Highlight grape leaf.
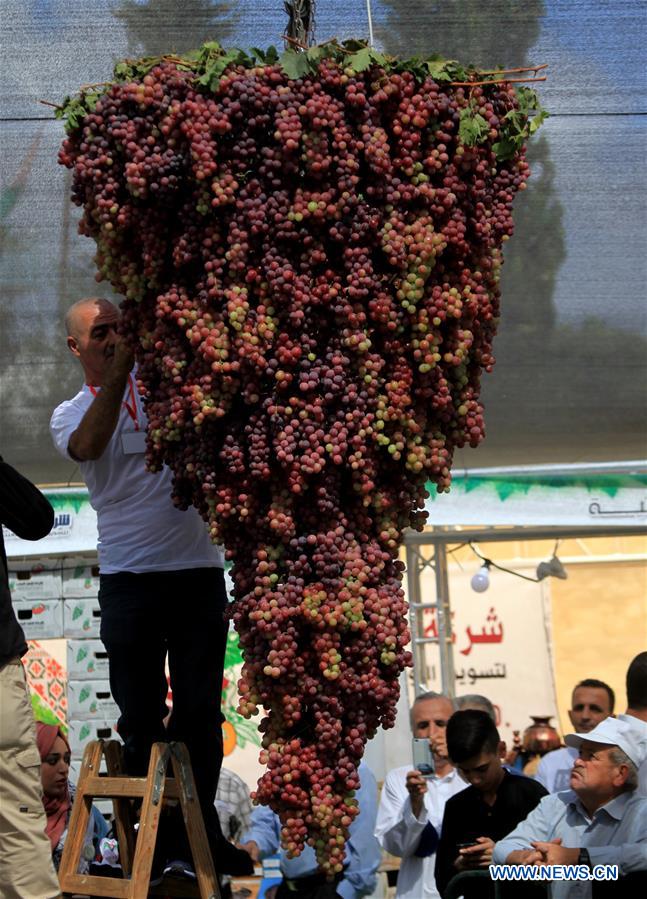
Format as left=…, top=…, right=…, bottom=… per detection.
left=348, top=47, right=375, bottom=73
left=492, top=137, right=517, bottom=160
left=529, top=108, right=550, bottom=134
left=279, top=49, right=313, bottom=80
left=198, top=48, right=244, bottom=91
left=426, top=59, right=451, bottom=81
left=265, top=46, right=279, bottom=64
left=114, top=61, right=136, bottom=81
left=305, top=46, right=326, bottom=65
left=458, top=107, right=489, bottom=146
left=250, top=45, right=279, bottom=65
left=340, top=39, right=369, bottom=52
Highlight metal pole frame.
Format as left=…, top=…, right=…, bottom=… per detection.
left=404, top=522, right=647, bottom=699
left=405, top=541, right=456, bottom=700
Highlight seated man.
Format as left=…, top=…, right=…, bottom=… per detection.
left=536, top=678, right=614, bottom=793
left=434, top=710, right=547, bottom=897
left=375, top=692, right=466, bottom=899
left=493, top=716, right=647, bottom=898
left=240, top=760, right=381, bottom=899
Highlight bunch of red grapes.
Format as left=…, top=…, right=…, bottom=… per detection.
left=60, top=55, right=530, bottom=872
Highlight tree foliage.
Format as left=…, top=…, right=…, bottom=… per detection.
left=112, top=0, right=240, bottom=56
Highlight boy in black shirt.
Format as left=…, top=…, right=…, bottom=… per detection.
left=435, top=709, right=547, bottom=898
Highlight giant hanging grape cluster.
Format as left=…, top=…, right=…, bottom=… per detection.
left=58, top=41, right=543, bottom=873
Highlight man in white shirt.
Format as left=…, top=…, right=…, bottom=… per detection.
left=50, top=297, right=252, bottom=874
left=535, top=679, right=614, bottom=793
left=375, top=692, right=466, bottom=899
left=619, top=652, right=647, bottom=796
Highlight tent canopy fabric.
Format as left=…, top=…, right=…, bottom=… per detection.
left=1, top=0, right=645, bottom=485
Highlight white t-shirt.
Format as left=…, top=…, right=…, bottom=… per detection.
left=375, top=764, right=467, bottom=899
left=618, top=713, right=647, bottom=797
left=50, top=378, right=224, bottom=574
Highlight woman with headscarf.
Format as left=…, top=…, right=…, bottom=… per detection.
left=36, top=722, right=108, bottom=872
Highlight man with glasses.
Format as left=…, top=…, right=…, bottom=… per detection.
left=493, top=717, right=647, bottom=897
left=535, top=679, right=615, bottom=793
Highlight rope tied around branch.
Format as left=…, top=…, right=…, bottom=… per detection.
left=284, top=0, right=316, bottom=48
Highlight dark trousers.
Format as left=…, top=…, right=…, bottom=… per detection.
left=99, top=567, right=228, bottom=831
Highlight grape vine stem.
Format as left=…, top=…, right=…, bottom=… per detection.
left=283, top=34, right=310, bottom=51
left=451, top=76, right=547, bottom=86
left=476, top=64, right=548, bottom=75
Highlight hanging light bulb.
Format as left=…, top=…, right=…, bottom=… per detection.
left=471, top=562, right=491, bottom=593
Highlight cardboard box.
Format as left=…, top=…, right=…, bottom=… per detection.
left=13, top=598, right=64, bottom=639
left=8, top=565, right=62, bottom=600
left=64, top=598, right=102, bottom=638
left=67, top=639, right=110, bottom=680
left=67, top=718, right=121, bottom=756
left=67, top=679, right=119, bottom=721
left=63, top=561, right=100, bottom=598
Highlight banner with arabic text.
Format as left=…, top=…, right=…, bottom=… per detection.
left=414, top=564, right=559, bottom=746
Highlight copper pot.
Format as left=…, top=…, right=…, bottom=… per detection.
left=522, top=715, right=561, bottom=755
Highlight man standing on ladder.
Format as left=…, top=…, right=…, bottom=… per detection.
left=50, top=297, right=253, bottom=876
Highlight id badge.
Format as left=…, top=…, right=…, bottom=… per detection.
left=121, top=430, right=147, bottom=454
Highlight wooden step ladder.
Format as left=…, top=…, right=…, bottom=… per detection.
left=58, top=739, right=220, bottom=899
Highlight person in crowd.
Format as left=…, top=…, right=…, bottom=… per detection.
left=375, top=692, right=466, bottom=899
left=216, top=767, right=254, bottom=845
left=240, top=761, right=381, bottom=899
left=49, top=297, right=252, bottom=875
left=434, top=710, right=547, bottom=898
left=535, top=678, right=615, bottom=793
left=0, top=454, right=61, bottom=899
left=454, top=694, right=497, bottom=722
left=36, top=722, right=108, bottom=872
left=618, top=651, right=647, bottom=795
left=210, top=767, right=254, bottom=898
left=493, top=716, right=647, bottom=897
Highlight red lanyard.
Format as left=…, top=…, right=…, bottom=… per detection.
left=88, top=374, right=140, bottom=431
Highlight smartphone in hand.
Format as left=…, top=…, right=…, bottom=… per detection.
left=412, top=738, right=435, bottom=776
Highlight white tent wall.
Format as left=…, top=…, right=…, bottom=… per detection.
left=1, top=0, right=646, bottom=482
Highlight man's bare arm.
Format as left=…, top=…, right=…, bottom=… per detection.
left=68, top=341, right=134, bottom=461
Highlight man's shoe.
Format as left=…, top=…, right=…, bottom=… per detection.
left=164, top=858, right=197, bottom=880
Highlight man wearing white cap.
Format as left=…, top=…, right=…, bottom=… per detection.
left=535, top=678, right=615, bottom=793
left=493, top=716, right=647, bottom=896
